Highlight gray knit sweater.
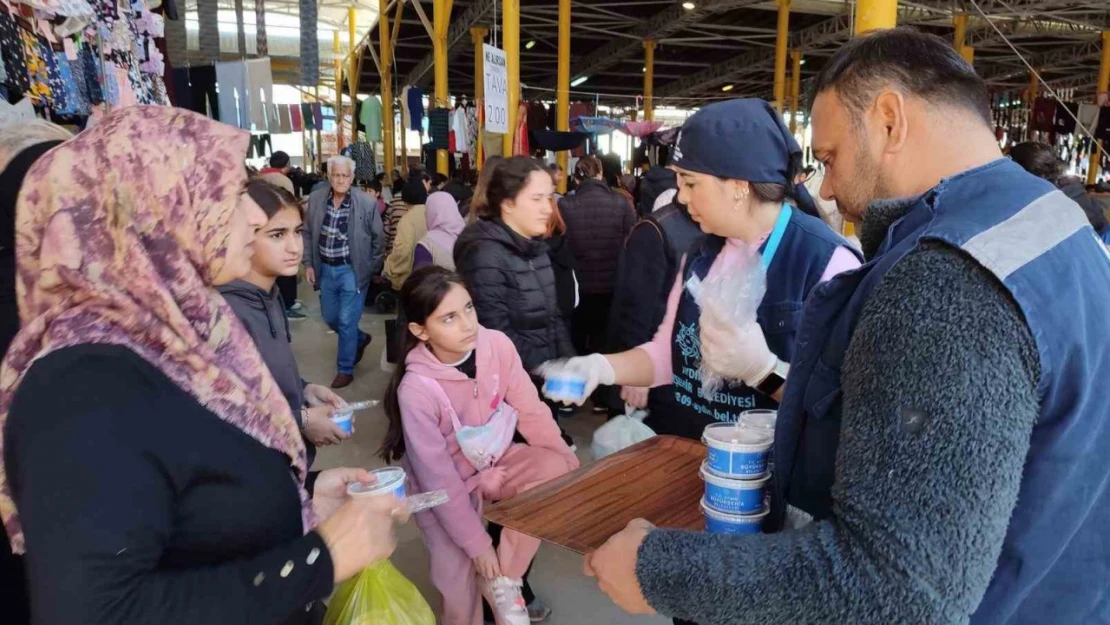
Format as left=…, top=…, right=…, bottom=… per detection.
left=635, top=202, right=1041, bottom=625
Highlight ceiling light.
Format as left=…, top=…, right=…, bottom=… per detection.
left=682, top=1, right=696, bottom=9
left=722, top=84, right=734, bottom=92
left=800, top=58, right=806, bottom=65
left=571, top=76, right=589, bottom=87
left=642, top=66, right=647, bottom=72
left=525, top=40, right=535, bottom=49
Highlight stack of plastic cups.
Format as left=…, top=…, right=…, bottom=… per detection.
left=699, top=410, right=776, bottom=534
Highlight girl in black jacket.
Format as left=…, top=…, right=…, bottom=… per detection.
left=454, top=157, right=575, bottom=372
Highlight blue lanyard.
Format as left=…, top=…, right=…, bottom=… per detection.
left=760, top=202, right=792, bottom=270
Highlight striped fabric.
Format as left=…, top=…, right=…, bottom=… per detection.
left=163, top=10, right=187, bottom=68
left=196, top=0, right=220, bottom=63
left=254, top=0, right=268, bottom=56
left=234, top=0, right=246, bottom=56
left=299, top=0, right=318, bottom=84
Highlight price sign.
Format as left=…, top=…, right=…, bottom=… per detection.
left=484, top=44, right=508, bottom=134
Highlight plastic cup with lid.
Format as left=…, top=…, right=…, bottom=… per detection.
left=702, top=422, right=773, bottom=479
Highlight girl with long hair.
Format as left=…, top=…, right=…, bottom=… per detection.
left=379, top=266, right=578, bottom=625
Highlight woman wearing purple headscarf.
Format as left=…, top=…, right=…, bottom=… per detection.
left=413, top=191, right=465, bottom=271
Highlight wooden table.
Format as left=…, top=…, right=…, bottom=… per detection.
left=485, top=436, right=707, bottom=554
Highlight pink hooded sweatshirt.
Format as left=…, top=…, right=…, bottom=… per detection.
left=398, top=327, right=579, bottom=558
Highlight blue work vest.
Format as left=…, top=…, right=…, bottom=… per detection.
left=771, top=158, right=1110, bottom=624
left=660, top=205, right=855, bottom=440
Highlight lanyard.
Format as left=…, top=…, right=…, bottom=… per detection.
left=760, top=202, right=793, bottom=270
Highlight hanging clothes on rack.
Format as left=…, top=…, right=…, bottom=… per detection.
left=360, top=94, right=382, bottom=142
left=512, top=101, right=529, bottom=156
left=407, top=86, right=424, bottom=131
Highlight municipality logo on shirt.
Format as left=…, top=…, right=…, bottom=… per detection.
left=672, top=130, right=684, bottom=163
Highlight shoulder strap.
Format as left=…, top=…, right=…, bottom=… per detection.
left=409, top=372, right=464, bottom=433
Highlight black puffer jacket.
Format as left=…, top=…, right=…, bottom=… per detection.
left=637, top=166, right=677, bottom=217
left=454, top=219, right=575, bottom=371
left=558, top=179, right=636, bottom=296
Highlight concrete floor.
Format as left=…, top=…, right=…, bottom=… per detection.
left=292, top=291, right=670, bottom=625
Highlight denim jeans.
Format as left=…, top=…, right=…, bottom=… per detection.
left=319, top=264, right=363, bottom=374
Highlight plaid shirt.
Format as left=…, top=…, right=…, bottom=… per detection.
left=318, top=190, right=352, bottom=264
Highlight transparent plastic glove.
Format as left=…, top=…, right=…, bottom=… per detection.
left=699, top=309, right=777, bottom=388
left=535, top=354, right=616, bottom=406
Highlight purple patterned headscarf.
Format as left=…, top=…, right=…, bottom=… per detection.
left=0, top=107, right=314, bottom=553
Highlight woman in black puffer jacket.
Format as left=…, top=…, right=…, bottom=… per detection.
left=454, top=156, right=574, bottom=372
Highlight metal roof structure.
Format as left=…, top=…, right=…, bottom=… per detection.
left=184, top=0, right=1108, bottom=106
left=350, top=0, right=1107, bottom=108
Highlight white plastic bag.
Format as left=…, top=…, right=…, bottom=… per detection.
left=591, top=405, right=656, bottom=460
left=685, top=249, right=766, bottom=395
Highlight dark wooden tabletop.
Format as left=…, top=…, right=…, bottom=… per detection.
left=485, top=436, right=707, bottom=554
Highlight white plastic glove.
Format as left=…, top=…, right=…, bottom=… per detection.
left=699, top=310, right=777, bottom=388
left=536, top=353, right=616, bottom=406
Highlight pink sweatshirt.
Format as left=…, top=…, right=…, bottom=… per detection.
left=639, top=238, right=861, bottom=387
left=398, top=327, right=580, bottom=558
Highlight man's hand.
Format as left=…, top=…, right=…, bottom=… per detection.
left=583, top=519, right=656, bottom=615
left=305, top=267, right=316, bottom=286
left=303, top=405, right=351, bottom=446
left=305, top=383, right=347, bottom=409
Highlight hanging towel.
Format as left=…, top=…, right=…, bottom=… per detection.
left=290, top=104, right=303, bottom=132
left=301, top=103, right=315, bottom=130
left=1077, top=104, right=1101, bottom=137
left=512, top=101, right=529, bottom=156
left=312, top=103, right=323, bottom=130
left=428, top=108, right=451, bottom=149
left=401, top=86, right=412, bottom=130
left=360, top=95, right=383, bottom=142
left=277, top=104, right=292, bottom=133
left=215, top=60, right=250, bottom=129
left=452, top=106, right=470, bottom=151
left=245, top=57, right=274, bottom=131
left=407, top=87, right=425, bottom=131
left=197, top=0, right=220, bottom=63
left=1054, top=101, right=1078, bottom=136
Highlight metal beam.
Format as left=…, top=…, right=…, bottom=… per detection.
left=657, top=0, right=1103, bottom=98
left=544, top=0, right=771, bottom=88
left=403, top=0, right=495, bottom=87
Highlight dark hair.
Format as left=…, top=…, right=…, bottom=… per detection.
left=269, top=151, right=290, bottom=169
left=546, top=162, right=562, bottom=173
left=574, top=156, right=602, bottom=181
left=811, top=27, right=990, bottom=128
left=432, top=173, right=448, bottom=188
left=474, top=156, right=546, bottom=220
left=469, top=156, right=505, bottom=224
left=1009, top=142, right=1065, bottom=183
left=367, top=179, right=383, bottom=193
left=245, top=177, right=300, bottom=219
left=380, top=266, right=469, bottom=463
left=421, top=170, right=433, bottom=184
left=402, top=170, right=430, bottom=205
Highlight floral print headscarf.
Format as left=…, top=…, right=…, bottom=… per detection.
left=0, top=106, right=313, bottom=553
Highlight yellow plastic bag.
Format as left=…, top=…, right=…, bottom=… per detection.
left=323, top=560, right=435, bottom=625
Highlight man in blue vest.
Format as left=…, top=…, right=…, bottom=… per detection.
left=582, top=27, right=1110, bottom=624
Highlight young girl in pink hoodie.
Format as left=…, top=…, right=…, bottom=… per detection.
left=380, top=266, right=580, bottom=625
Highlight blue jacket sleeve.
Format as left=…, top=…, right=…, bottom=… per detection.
left=635, top=243, right=1041, bottom=625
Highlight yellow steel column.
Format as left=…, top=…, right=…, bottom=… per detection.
left=643, top=40, right=657, bottom=122
left=434, top=0, right=453, bottom=175
left=1088, top=31, right=1110, bottom=185
left=556, top=0, right=570, bottom=192
left=789, top=49, right=802, bottom=135
left=960, top=45, right=974, bottom=65
left=471, top=26, right=488, bottom=169
left=854, top=0, right=897, bottom=34
left=953, top=13, right=968, bottom=49
left=502, top=0, right=520, bottom=156
left=380, top=0, right=395, bottom=176
left=334, top=31, right=344, bottom=150
left=773, top=0, right=790, bottom=113
left=348, top=7, right=360, bottom=146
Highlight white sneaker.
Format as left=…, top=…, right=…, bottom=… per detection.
left=484, top=576, right=530, bottom=625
